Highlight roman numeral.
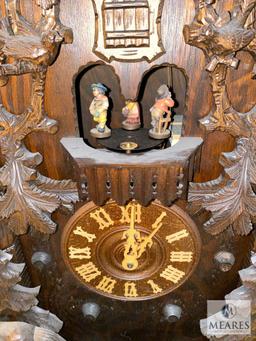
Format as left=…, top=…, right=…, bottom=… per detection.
left=120, top=203, right=142, bottom=224
left=73, top=226, right=96, bottom=243
left=124, top=282, right=138, bottom=297
left=69, top=246, right=91, bottom=260
left=96, top=276, right=116, bottom=294
left=166, top=229, right=189, bottom=244
left=160, top=265, right=185, bottom=283
left=170, top=251, right=193, bottom=263
left=152, top=212, right=167, bottom=229
left=147, top=280, right=162, bottom=294
left=90, top=208, right=114, bottom=230
left=75, top=262, right=101, bottom=282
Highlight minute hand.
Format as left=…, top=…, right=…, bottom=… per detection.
left=137, top=212, right=167, bottom=258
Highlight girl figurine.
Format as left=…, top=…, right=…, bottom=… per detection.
left=149, top=84, right=175, bottom=139
left=89, top=83, right=111, bottom=138
left=122, top=99, right=141, bottom=130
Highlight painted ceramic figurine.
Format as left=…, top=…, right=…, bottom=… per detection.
left=149, top=84, right=175, bottom=139
left=89, top=83, right=111, bottom=138
left=122, top=99, right=141, bottom=130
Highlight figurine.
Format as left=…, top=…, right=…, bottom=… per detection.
left=149, top=85, right=175, bottom=139
left=89, top=83, right=111, bottom=138
left=122, top=99, right=141, bottom=130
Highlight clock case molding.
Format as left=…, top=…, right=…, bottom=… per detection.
left=61, top=136, right=202, bottom=207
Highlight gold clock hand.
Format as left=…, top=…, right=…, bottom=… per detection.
left=122, top=205, right=141, bottom=271
left=137, top=212, right=167, bottom=258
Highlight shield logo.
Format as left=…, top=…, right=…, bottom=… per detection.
left=92, top=0, right=165, bottom=62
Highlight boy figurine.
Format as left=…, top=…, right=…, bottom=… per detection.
left=89, top=83, right=111, bottom=138
left=122, top=99, right=141, bottom=130
left=149, top=84, right=175, bottom=139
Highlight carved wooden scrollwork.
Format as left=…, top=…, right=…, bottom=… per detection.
left=0, top=0, right=78, bottom=235
left=183, top=0, right=256, bottom=133
left=0, top=249, right=66, bottom=340
left=0, top=249, right=39, bottom=312
left=0, top=322, right=66, bottom=341
left=185, top=0, right=256, bottom=236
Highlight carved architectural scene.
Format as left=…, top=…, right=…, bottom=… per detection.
left=103, top=0, right=150, bottom=48
left=92, top=0, right=165, bottom=61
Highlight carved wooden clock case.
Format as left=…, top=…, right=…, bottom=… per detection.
left=25, top=1, right=256, bottom=340
left=0, top=1, right=255, bottom=341
left=57, top=138, right=252, bottom=341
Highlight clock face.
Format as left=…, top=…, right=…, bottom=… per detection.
left=61, top=201, right=201, bottom=301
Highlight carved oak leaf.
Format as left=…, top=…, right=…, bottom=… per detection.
left=0, top=164, right=60, bottom=234
left=35, top=174, right=79, bottom=207
left=0, top=149, right=78, bottom=235
left=189, top=138, right=256, bottom=235
left=188, top=175, right=227, bottom=215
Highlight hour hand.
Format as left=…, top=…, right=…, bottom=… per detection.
left=122, top=205, right=141, bottom=271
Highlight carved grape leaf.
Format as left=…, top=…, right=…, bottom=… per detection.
left=189, top=138, right=256, bottom=235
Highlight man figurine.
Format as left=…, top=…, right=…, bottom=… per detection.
left=122, top=99, right=141, bottom=130
left=89, top=83, right=111, bottom=138
left=149, top=84, right=175, bottom=139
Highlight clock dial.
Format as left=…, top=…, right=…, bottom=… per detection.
left=61, top=201, right=201, bottom=301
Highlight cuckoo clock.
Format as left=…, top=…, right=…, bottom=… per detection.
left=0, top=1, right=255, bottom=340
left=56, top=2, right=254, bottom=339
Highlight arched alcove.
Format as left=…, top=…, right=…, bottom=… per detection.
left=137, top=64, right=188, bottom=128
left=74, top=63, right=125, bottom=146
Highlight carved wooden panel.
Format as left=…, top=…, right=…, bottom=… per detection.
left=0, top=0, right=79, bottom=235
left=186, top=0, right=256, bottom=236
left=92, top=0, right=165, bottom=62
